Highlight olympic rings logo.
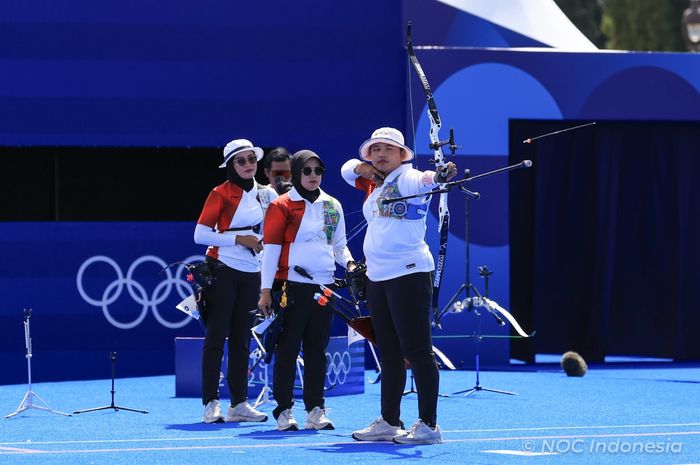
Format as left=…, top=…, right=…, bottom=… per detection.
left=76, top=254, right=204, bottom=330
left=325, top=350, right=351, bottom=386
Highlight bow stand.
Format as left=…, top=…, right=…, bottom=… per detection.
left=5, top=308, right=71, bottom=419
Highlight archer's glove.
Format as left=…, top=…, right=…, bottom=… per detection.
left=433, top=162, right=458, bottom=184
left=345, top=261, right=368, bottom=302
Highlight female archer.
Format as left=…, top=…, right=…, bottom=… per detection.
left=341, top=127, right=456, bottom=445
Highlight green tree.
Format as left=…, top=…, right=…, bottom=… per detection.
left=556, top=0, right=690, bottom=51
left=601, top=0, right=688, bottom=51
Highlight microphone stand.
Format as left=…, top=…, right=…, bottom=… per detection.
left=73, top=352, right=148, bottom=414
left=5, top=308, right=71, bottom=418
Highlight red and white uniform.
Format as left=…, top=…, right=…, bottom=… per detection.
left=261, top=187, right=353, bottom=287
left=194, top=181, right=277, bottom=272
left=341, top=160, right=439, bottom=282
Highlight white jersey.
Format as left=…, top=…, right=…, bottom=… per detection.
left=194, top=181, right=277, bottom=273
left=341, top=160, right=439, bottom=282
left=261, top=187, right=354, bottom=288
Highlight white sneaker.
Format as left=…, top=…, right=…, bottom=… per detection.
left=393, top=420, right=443, bottom=445
left=305, top=406, right=335, bottom=430
left=202, top=399, right=224, bottom=424
left=352, top=418, right=406, bottom=442
left=226, top=402, right=268, bottom=422
left=276, top=408, right=299, bottom=431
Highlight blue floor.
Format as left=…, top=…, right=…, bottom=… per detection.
left=1, top=366, right=699, bottom=465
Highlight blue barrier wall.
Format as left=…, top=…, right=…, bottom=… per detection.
left=0, top=1, right=405, bottom=156
left=0, top=0, right=404, bottom=384
left=2, top=2, right=699, bottom=383
left=0, top=222, right=203, bottom=384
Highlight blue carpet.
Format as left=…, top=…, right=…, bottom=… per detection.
left=1, top=367, right=699, bottom=464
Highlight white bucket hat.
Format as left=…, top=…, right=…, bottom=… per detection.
left=219, top=139, right=264, bottom=168
left=359, top=127, right=414, bottom=162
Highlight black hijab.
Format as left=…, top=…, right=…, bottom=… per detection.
left=291, top=150, right=325, bottom=203
left=226, top=156, right=255, bottom=192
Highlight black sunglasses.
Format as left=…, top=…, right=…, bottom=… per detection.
left=302, top=166, right=325, bottom=176
left=234, top=154, right=258, bottom=166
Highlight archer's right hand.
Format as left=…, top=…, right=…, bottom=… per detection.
left=354, top=162, right=385, bottom=187
left=236, top=235, right=263, bottom=254
left=258, top=289, right=272, bottom=318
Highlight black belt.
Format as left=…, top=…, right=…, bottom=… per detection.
left=222, top=223, right=261, bottom=234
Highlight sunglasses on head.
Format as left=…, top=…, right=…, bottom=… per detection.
left=233, top=154, right=258, bottom=166
left=302, top=166, right=325, bottom=176
left=270, top=170, right=291, bottom=178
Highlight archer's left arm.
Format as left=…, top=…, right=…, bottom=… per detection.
left=401, top=162, right=458, bottom=197
left=331, top=199, right=354, bottom=268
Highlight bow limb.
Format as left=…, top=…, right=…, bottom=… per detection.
left=483, top=298, right=535, bottom=338
left=407, top=22, right=450, bottom=329
left=432, top=344, right=456, bottom=370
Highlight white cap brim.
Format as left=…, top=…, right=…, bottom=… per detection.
left=219, top=146, right=264, bottom=168
left=359, top=138, right=414, bottom=162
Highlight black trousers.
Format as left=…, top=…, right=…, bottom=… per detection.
left=201, top=263, right=260, bottom=406
left=272, top=282, right=333, bottom=418
left=366, top=271, right=439, bottom=428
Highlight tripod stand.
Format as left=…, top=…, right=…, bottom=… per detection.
left=451, top=269, right=516, bottom=396
left=5, top=308, right=71, bottom=419
left=73, top=352, right=148, bottom=414
left=445, top=261, right=517, bottom=397
left=434, top=168, right=525, bottom=397
left=403, top=368, right=418, bottom=396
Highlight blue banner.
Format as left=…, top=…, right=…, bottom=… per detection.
left=0, top=222, right=204, bottom=384
left=175, top=336, right=364, bottom=399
